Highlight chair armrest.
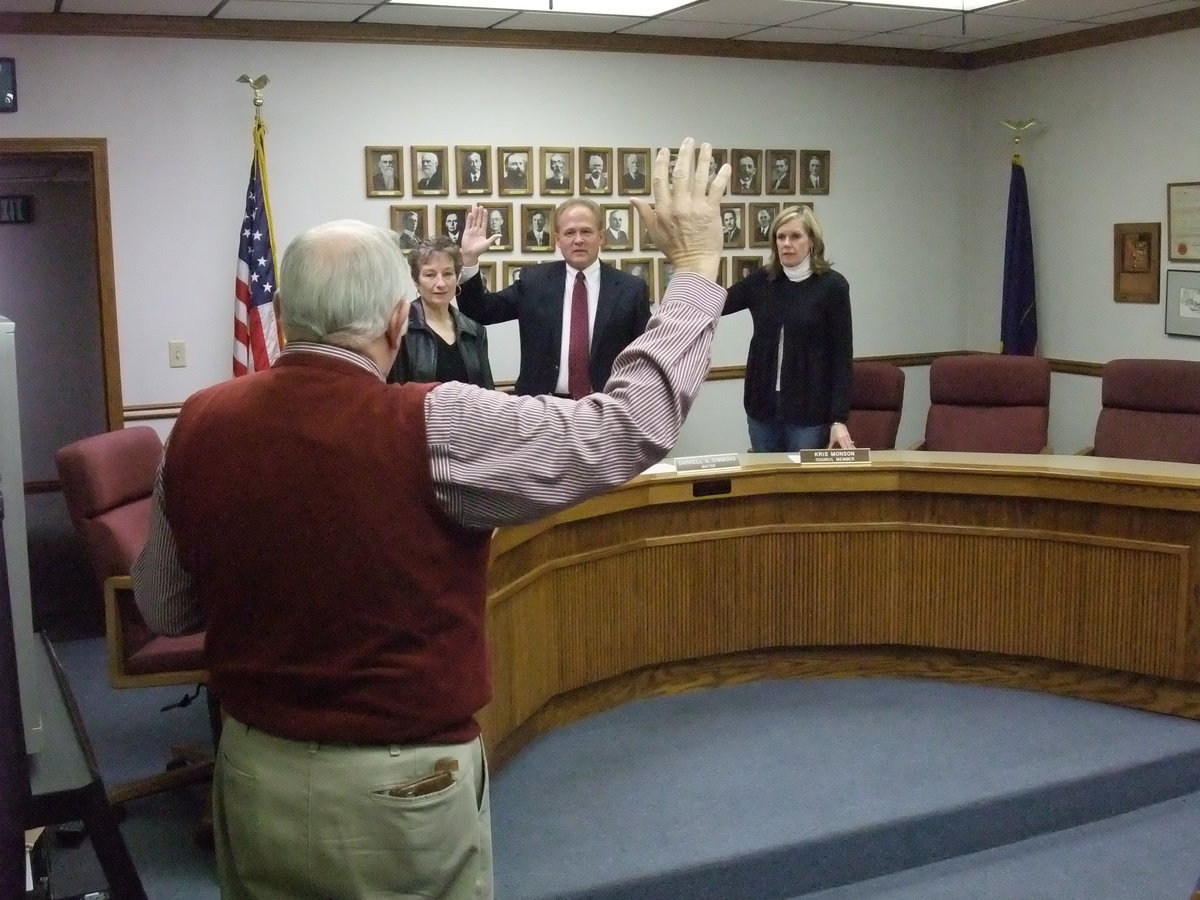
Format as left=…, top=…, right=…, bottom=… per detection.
left=1076, top=446, right=1095, bottom=456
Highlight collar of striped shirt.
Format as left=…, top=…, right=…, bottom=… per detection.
left=280, top=341, right=385, bottom=381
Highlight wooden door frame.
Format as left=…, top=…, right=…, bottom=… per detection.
left=0, top=137, right=122, bottom=429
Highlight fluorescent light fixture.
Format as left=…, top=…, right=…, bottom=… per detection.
left=388, top=0, right=694, bottom=14
left=793, top=0, right=1008, bottom=9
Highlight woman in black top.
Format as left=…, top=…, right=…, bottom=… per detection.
left=722, top=205, right=855, bottom=452
left=388, top=236, right=495, bottom=389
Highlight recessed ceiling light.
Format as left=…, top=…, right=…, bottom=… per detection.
left=388, top=0, right=695, bottom=14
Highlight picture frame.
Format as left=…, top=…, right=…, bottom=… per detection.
left=765, top=149, right=796, bottom=195
left=799, top=149, right=831, bottom=195
left=1167, top=182, right=1200, bottom=262
left=541, top=147, right=574, bottom=195
left=521, top=204, right=555, bottom=253
left=617, top=147, right=651, bottom=196
left=497, top=146, right=533, bottom=197
left=412, top=146, right=449, bottom=196
left=389, top=205, right=427, bottom=252
left=600, top=204, right=633, bottom=251
left=365, top=146, right=404, bottom=197
left=503, top=260, right=536, bottom=287
left=579, top=147, right=613, bottom=196
left=656, top=258, right=675, bottom=302
left=748, top=202, right=779, bottom=248
left=707, top=149, right=728, bottom=191
left=478, top=261, right=496, bottom=291
left=482, top=202, right=514, bottom=252
left=620, top=257, right=655, bottom=300
left=1112, top=222, right=1160, bottom=303
left=0, top=58, right=16, bottom=114
left=1164, top=269, right=1200, bottom=337
left=731, top=148, right=763, bottom=195
left=731, top=255, right=764, bottom=286
left=433, top=204, right=469, bottom=246
left=720, top=203, right=746, bottom=249
left=638, top=205, right=656, bottom=251
left=456, top=145, right=492, bottom=195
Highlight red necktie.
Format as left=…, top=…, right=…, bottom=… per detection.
left=568, top=271, right=591, bottom=399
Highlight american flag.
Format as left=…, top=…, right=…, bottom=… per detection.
left=233, top=119, right=282, bottom=375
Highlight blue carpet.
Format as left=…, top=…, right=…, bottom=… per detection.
left=491, top=677, right=1200, bottom=899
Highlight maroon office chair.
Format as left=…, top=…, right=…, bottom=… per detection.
left=1086, top=358, right=1200, bottom=463
left=846, top=360, right=905, bottom=450
left=55, top=427, right=213, bottom=808
left=918, top=354, right=1051, bottom=453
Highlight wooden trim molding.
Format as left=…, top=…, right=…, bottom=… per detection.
left=5, top=9, right=1200, bottom=71
left=480, top=453, right=1200, bottom=768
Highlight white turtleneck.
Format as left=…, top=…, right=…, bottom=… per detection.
left=777, top=256, right=813, bottom=388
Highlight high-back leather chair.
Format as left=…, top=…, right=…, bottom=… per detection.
left=1089, top=358, right=1200, bottom=463
left=55, top=427, right=213, bottom=807
left=846, top=360, right=905, bottom=450
left=919, top=354, right=1051, bottom=453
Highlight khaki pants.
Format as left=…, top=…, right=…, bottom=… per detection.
left=213, top=716, right=492, bottom=899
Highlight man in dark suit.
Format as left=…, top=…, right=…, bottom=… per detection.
left=545, top=152, right=570, bottom=191
left=372, top=152, right=399, bottom=192
left=457, top=200, right=651, bottom=397
left=722, top=209, right=742, bottom=245
left=621, top=153, right=646, bottom=192
left=605, top=211, right=628, bottom=245
left=525, top=211, right=551, bottom=249
left=502, top=151, right=528, bottom=191
left=416, top=152, right=443, bottom=191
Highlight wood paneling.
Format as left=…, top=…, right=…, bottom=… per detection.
left=483, top=452, right=1200, bottom=767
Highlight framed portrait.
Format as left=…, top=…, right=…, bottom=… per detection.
left=1165, top=269, right=1200, bottom=337
left=389, top=205, right=427, bottom=252
left=638, top=205, right=656, bottom=251
left=503, top=260, right=536, bottom=287
left=456, top=145, right=492, bottom=195
left=478, top=261, right=496, bottom=291
left=620, top=257, right=655, bottom=300
left=800, top=149, right=831, bottom=195
left=433, top=204, right=469, bottom=246
left=482, top=202, right=514, bottom=252
left=656, top=258, right=675, bottom=302
left=541, top=147, right=574, bottom=195
left=0, top=58, right=15, bottom=113
left=366, top=146, right=404, bottom=197
left=707, top=148, right=729, bottom=192
left=731, top=148, right=763, bottom=196
left=748, top=202, right=780, bottom=248
left=716, top=257, right=727, bottom=288
left=617, top=147, right=651, bottom=196
left=412, top=146, right=448, bottom=197
left=765, top=149, right=796, bottom=196
left=600, top=204, right=633, bottom=251
left=720, top=203, right=746, bottom=249
left=1113, top=222, right=1160, bottom=303
left=579, top=147, right=613, bottom=196
left=1167, top=182, right=1200, bottom=262
left=731, top=255, right=764, bottom=286
left=497, top=146, right=533, bottom=197
left=521, top=204, right=555, bottom=254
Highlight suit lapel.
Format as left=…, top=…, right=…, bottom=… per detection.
left=547, top=261, right=568, bottom=351
left=592, top=264, right=618, bottom=351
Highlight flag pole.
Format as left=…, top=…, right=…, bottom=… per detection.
left=232, top=74, right=283, bottom=376
left=999, top=118, right=1041, bottom=357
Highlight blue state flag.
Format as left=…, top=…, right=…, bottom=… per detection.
left=1000, top=157, right=1037, bottom=356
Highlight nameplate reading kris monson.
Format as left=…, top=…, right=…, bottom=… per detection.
left=798, top=448, right=872, bottom=465
left=674, top=453, right=741, bottom=473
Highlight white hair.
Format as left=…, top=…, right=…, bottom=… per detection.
left=278, top=219, right=415, bottom=348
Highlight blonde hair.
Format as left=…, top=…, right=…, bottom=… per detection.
left=766, top=205, right=832, bottom=279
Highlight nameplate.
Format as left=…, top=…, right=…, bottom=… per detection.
left=796, top=448, right=872, bottom=465
left=674, top=453, right=741, bottom=473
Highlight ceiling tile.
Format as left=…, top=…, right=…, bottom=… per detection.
left=741, top=25, right=871, bottom=43
left=359, top=3, right=514, bottom=27
left=216, top=0, right=372, bottom=21
left=491, top=11, right=644, bottom=32
left=799, top=4, right=961, bottom=31
left=1089, top=0, right=1200, bottom=23
left=621, top=19, right=761, bottom=39
left=664, top=0, right=841, bottom=27
left=61, top=0, right=221, bottom=14
left=6, top=0, right=58, bottom=11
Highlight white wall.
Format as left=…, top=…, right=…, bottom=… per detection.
left=3, top=28, right=1200, bottom=457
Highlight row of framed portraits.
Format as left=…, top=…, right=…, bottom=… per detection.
left=366, top=145, right=832, bottom=200
left=390, top=200, right=813, bottom=255
left=472, top=254, right=765, bottom=301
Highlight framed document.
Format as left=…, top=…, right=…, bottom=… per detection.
left=1165, top=270, right=1200, bottom=337
left=1167, top=182, right=1200, bottom=262
left=1113, top=222, right=1160, bottom=304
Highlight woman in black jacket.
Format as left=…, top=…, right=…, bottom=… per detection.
left=722, top=205, right=855, bottom=452
left=388, top=236, right=495, bottom=389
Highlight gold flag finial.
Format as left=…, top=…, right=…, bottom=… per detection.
left=1002, top=119, right=1041, bottom=165
left=237, top=74, right=270, bottom=108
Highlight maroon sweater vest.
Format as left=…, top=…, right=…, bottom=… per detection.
left=164, top=352, right=492, bottom=745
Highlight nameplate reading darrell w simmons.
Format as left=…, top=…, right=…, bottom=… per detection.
left=674, top=453, right=741, bottom=473
left=796, top=448, right=872, bottom=465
